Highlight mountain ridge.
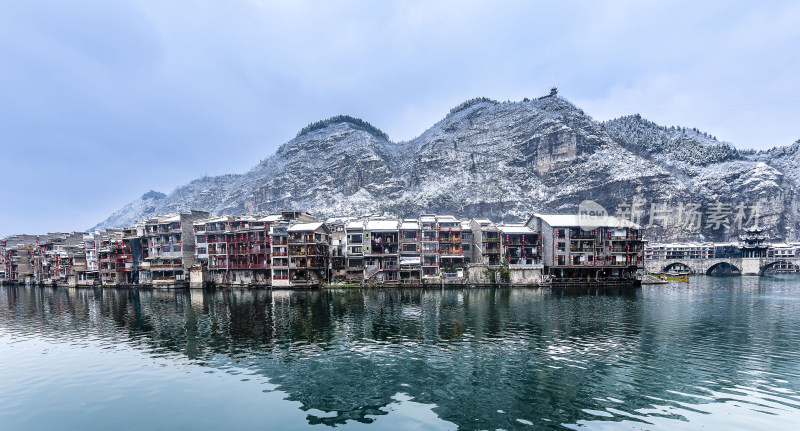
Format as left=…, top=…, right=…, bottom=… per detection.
left=91, top=95, right=800, bottom=242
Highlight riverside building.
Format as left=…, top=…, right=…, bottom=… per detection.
left=1, top=211, right=648, bottom=287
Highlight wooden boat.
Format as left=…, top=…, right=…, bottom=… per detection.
left=641, top=273, right=669, bottom=285
left=664, top=271, right=690, bottom=281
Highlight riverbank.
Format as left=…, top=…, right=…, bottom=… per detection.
left=1, top=279, right=641, bottom=290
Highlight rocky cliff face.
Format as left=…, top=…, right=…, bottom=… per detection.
left=602, top=115, right=796, bottom=241
left=92, top=96, right=799, bottom=241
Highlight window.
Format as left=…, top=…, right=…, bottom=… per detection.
left=557, top=255, right=565, bottom=266
left=462, top=244, right=470, bottom=251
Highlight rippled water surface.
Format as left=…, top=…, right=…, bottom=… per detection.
left=2, top=276, right=800, bottom=430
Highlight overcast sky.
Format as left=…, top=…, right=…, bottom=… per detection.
left=2, top=0, right=799, bottom=236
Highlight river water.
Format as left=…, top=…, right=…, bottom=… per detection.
left=1, top=276, right=799, bottom=430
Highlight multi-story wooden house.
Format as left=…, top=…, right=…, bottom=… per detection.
left=525, top=214, right=643, bottom=282
left=399, top=219, right=422, bottom=283
left=364, top=219, right=400, bottom=283
left=286, top=222, right=330, bottom=287
left=140, top=211, right=209, bottom=286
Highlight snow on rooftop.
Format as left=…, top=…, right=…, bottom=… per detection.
left=401, top=220, right=420, bottom=230
left=498, top=224, right=533, bottom=234
left=346, top=220, right=365, bottom=230
left=258, top=214, right=283, bottom=222
left=533, top=214, right=640, bottom=229
left=287, top=222, right=325, bottom=232
left=367, top=220, right=399, bottom=231
left=195, top=216, right=228, bottom=225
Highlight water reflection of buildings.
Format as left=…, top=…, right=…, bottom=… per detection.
left=0, top=285, right=656, bottom=429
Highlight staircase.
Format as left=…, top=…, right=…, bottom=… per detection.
left=364, top=264, right=380, bottom=281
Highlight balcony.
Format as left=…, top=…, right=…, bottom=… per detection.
left=205, top=226, right=227, bottom=234
left=151, top=264, right=183, bottom=270
left=152, top=276, right=179, bottom=281
left=369, top=247, right=398, bottom=255
left=370, top=236, right=398, bottom=245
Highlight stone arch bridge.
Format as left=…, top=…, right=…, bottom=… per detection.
left=645, top=258, right=800, bottom=276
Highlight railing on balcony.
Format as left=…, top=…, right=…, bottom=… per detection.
left=371, top=236, right=398, bottom=244
left=150, top=263, right=183, bottom=270
left=153, top=276, right=179, bottom=281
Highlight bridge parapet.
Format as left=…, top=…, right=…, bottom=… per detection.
left=645, top=257, right=800, bottom=276
left=645, top=258, right=738, bottom=275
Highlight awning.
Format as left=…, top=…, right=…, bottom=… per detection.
left=400, top=257, right=421, bottom=266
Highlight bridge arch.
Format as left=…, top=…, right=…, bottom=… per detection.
left=663, top=262, right=693, bottom=274
left=759, top=260, right=800, bottom=276
left=706, top=262, right=741, bottom=275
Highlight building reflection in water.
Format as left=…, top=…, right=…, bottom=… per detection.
left=2, top=283, right=797, bottom=430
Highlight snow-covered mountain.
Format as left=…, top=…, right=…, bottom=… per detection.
left=92, top=94, right=799, bottom=241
